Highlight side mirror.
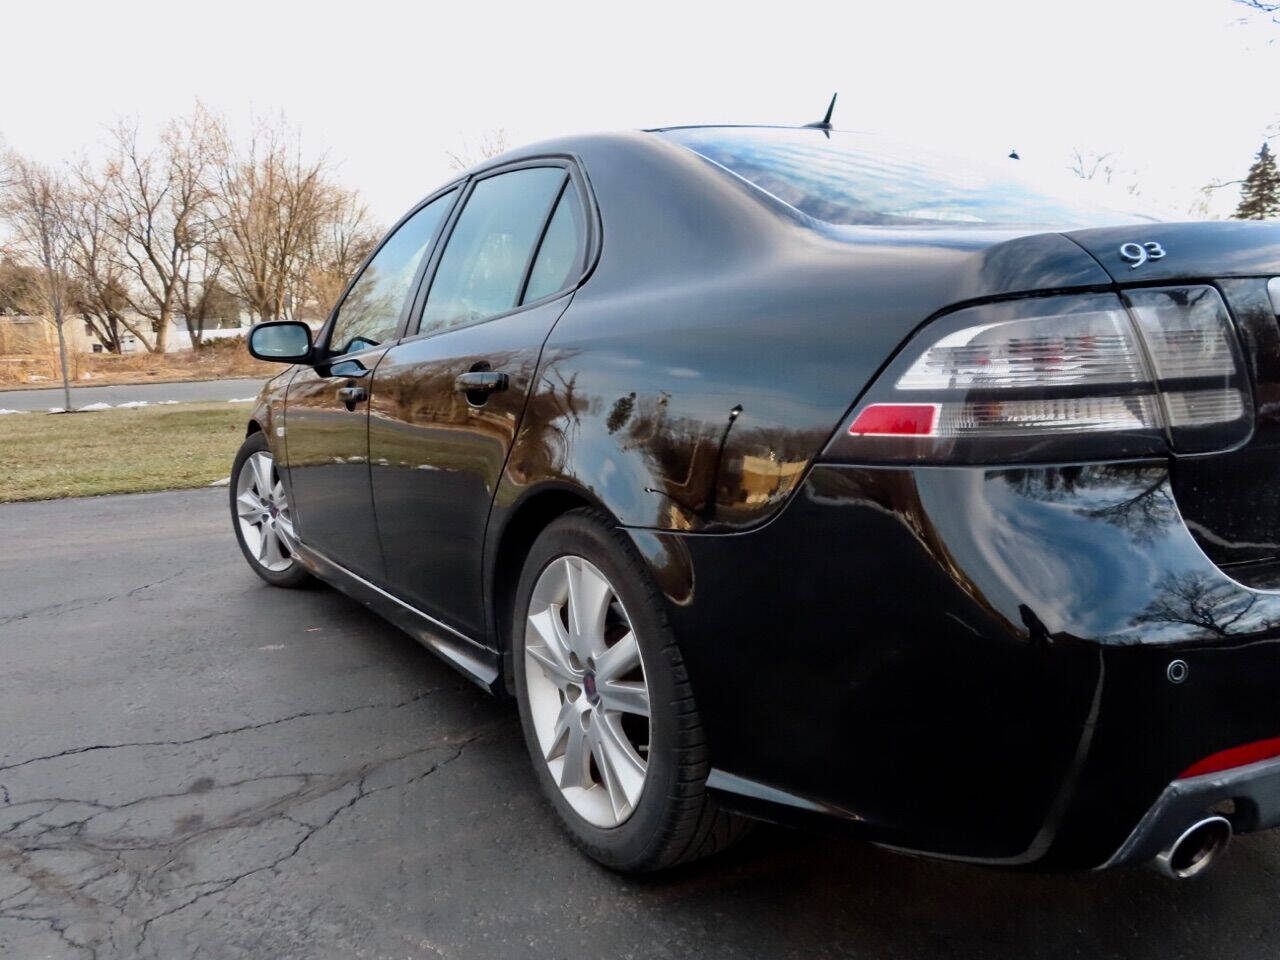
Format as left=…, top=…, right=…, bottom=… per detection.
left=248, top=321, right=313, bottom=363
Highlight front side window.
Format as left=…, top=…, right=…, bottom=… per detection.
left=420, top=167, right=566, bottom=335
left=328, top=189, right=455, bottom=355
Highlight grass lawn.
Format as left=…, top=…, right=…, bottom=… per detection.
left=0, top=403, right=247, bottom=502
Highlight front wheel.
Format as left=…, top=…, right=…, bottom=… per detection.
left=229, top=432, right=310, bottom=588
left=511, top=508, right=749, bottom=872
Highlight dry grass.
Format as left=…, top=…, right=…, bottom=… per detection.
left=0, top=340, right=276, bottom=389
left=0, top=402, right=247, bottom=502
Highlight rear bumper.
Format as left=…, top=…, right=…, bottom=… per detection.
left=1101, top=757, right=1280, bottom=869
left=635, top=460, right=1280, bottom=869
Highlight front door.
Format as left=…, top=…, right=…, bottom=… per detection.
left=369, top=162, right=591, bottom=639
left=283, top=187, right=458, bottom=580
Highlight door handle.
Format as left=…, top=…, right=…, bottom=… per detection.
left=454, top=371, right=509, bottom=396
left=337, top=385, right=367, bottom=408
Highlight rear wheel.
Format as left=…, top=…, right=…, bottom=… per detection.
left=230, top=432, right=310, bottom=588
left=511, top=508, right=748, bottom=872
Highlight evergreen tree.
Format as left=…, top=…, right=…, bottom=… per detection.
left=1235, top=143, right=1280, bottom=220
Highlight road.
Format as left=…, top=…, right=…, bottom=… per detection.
left=0, top=377, right=265, bottom=412
left=3, top=489, right=1280, bottom=959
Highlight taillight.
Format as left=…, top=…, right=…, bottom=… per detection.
left=1123, top=287, right=1249, bottom=453
left=824, top=287, right=1251, bottom=464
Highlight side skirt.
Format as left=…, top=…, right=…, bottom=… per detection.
left=293, top=542, right=502, bottom=693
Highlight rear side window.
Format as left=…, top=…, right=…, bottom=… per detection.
left=328, top=189, right=455, bottom=355
left=523, top=184, right=586, bottom=304
left=420, top=167, right=566, bottom=335
left=660, top=127, right=1158, bottom=228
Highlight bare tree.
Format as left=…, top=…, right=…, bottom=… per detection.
left=1135, top=571, right=1276, bottom=637
left=65, top=160, right=157, bottom=352
left=175, top=237, right=225, bottom=344
left=304, top=186, right=379, bottom=320
left=0, top=257, right=42, bottom=315
left=1234, top=0, right=1280, bottom=24
left=446, top=129, right=509, bottom=172
left=210, top=118, right=336, bottom=323
left=68, top=276, right=126, bottom=353
left=100, top=105, right=222, bottom=352
left=1068, top=149, right=1117, bottom=183
left=0, top=151, right=77, bottom=410
left=1068, top=147, right=1141, bottom=196
left=4, top=108, right=381, bottom=358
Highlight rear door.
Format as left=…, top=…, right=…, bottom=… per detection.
left=284, top=188, right=457, bottom=580
left=369, top=161, right=592, bottom=638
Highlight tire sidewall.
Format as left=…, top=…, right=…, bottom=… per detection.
left=511, top=512, right=690, bottom=870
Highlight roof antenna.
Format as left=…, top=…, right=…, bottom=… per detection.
left=1008, top=148, right=1020, bottom=160
left=805, top=93, right=837, bottom=136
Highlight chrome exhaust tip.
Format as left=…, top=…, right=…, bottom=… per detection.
left=1152, top=815, right=1232, bottom=879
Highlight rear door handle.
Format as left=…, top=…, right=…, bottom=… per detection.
left=337, top=385, right=367, bottom=406
left=454, top=371, right=509, bottom=395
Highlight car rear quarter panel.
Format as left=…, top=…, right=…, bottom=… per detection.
left=493, top=132, right=1114, bottom=536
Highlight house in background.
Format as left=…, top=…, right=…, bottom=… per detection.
left=0, top=314, right=100, bottom=355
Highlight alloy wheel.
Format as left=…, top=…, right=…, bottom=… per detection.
left=524, top=555, right=651, bottom=828
left=235, top=451, right=297, bottom=572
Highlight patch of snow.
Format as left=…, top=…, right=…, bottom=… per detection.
left=47, top=407, right=65, bottom=413
left=227, top=397, right=255, bottom=403
left=0, top=408, right=30, bottom=415
left=80, top=402, right=112, bottom=411
left=207, top=477, right=231, bottom=487
left=115, top=401, right=149, bottom=408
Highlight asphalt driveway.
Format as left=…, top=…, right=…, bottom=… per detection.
left=3, top=489, right=1280, bottom=960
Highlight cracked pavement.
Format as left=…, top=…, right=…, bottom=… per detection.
left=4, top=489, right=1280, bottom=959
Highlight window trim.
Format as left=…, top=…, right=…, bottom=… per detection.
left=399, top=154, right=599, bottom=346
left=317, top=180, right=463, bottom=361
left=517, top=176, right=573, bottom=307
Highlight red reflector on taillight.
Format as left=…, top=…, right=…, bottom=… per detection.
left=848, top=403, right=938, bottom=437
left=1178, top=736, right=1280, bottom=779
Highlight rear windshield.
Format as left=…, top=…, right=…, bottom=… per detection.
left=659, top=127, right=1159, bottom=228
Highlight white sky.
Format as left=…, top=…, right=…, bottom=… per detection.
left=2, top=0, right=1277, bottom=225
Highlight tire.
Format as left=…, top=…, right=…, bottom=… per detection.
left=229, top=432, right=311, bottom=588
left=511, top=508, right=749, bottom=872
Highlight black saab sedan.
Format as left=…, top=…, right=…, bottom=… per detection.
left=232, top=122, right=1280, bottom=879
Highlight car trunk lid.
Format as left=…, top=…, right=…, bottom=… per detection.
left=1063, top=220, right=1280, bottom=283
left=1067, top=222, right=1280, bottom=585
